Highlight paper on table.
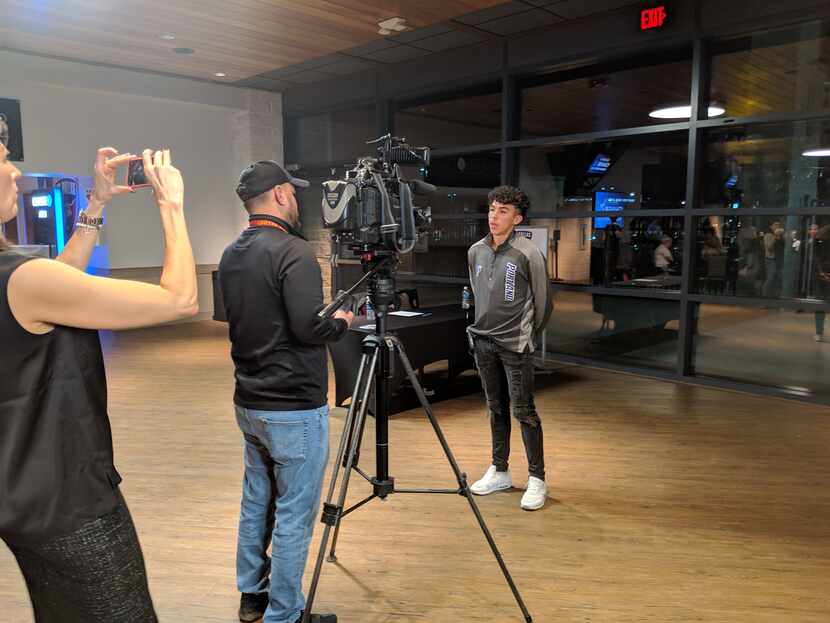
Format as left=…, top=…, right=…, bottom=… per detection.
left=389, top=311, right=425, bottom=317
left=359, top=324, right=376, bottom=330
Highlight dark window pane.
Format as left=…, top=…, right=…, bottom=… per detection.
left=543, top=290, right=679, bottom=371
left=710, top=20, right=830, bottom=118
left=693, top=304, right=830, bottom=401
left=395, top=89, right=502, bottom=149
left=699, top=121, right=830, bottom=210
left=521, top=53, right=692, bottom=138
left=693, top=215, right=830, bottom=300
left=416, top=151, right=502, bottom=279
left=286, top=106, right=376, bottom=165
left=524, top=215, right=684, bottom=290
left=519, top=132, right=688, bottom=214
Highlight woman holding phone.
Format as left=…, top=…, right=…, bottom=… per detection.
left=0, top=117, right=197, bottom=622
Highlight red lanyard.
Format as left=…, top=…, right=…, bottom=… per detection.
left=250, top=219, right=287, bottom=233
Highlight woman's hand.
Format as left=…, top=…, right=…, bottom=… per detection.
left=91, top=147, right=134, bottom=204
left=142, top=149, right=184, bottom=210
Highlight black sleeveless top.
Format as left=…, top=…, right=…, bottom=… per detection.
left=0, top=250, right=121, bottom=544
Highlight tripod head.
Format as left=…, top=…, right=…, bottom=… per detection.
left=318, top=251, right=399, bottom=336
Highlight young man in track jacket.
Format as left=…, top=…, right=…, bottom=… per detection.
left=467, top=185, right=552, bottom=511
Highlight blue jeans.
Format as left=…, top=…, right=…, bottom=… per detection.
left=235, top=405, right=330, bottom=623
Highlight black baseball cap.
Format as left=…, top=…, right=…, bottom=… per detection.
left=236, top=160, right=309, bottom=201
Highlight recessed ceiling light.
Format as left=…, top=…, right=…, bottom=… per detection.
left=803, top=148, right=830, bottom=157
left=173, top=47, right=195, bottom=55
left=161, top=34, right=176, bottom=41
left=214, top=72, right=227, bottom=78
left=649, top=104, right=725, bottom=119
left=378, top=17, right=408, bottom=36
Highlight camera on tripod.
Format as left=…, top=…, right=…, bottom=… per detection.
left=321, top=134, right=433, bottom=255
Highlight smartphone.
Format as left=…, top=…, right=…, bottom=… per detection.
left=125, top=157, right=151, bottom=189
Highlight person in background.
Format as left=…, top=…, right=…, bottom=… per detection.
left=762, top=221, right=785, bottom=298
left=803, top=220, right=830, bottom=342
left=654, top=235, right=674, bottom=273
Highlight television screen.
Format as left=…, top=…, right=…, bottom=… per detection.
left=595, top=191, right=636, bottom=212
left=593, top=216, right=622, bottom=230
left=587, top=153, right=612, bottom=174
left=593, top=191, right=634, bottom=229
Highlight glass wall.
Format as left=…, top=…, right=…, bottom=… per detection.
left=520, top=52, right=693, bottom=138
left=543, top=290, right=679, bottom=371
left=415, top=150, right=502, bottom=282
left=710, top=20, right=830, bottom=118
left=286, top=14, right=830, bottom=402
left=698, top=121, right=830, bottom=211
left=692, top=304, right=830, bottom=401
left=689, top=18, right=830, bottom=402
left=518, top=132, right=689, bottom=214
left=518, top=130, right=687, bottom=292
left=692, top=214, right=830, bottom=300
left=395, top=86, right=502, bottom=149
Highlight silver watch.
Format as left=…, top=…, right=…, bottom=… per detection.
left=77, top=211, right=104, bottom=229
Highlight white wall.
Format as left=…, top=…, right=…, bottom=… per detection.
left=1, top=49, right=283, bottom=270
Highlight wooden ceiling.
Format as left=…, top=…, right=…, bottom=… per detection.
left=0, top=0, right=506, bottom=83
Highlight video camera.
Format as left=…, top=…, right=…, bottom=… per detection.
left=321, top=134, right=433, bottom=254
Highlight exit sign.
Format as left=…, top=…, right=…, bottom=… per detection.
left=641, top=5, right=668, bottom=30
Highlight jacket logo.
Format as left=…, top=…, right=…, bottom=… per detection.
left=504, top=262, right=517, bottom=302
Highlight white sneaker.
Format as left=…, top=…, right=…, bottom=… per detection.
left=521, top=477, right=547, bottom=511
left=470, top=465, right=512, bottom=495
left=816, top=334, right=824, bottom=343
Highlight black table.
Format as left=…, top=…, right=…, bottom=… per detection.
left=327, top=304, right=475, bottom=415
left=591, top=294, right=679, bottom=331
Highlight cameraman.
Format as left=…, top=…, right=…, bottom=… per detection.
left=218, top=161, right=353, bottom=623
left=467, top=186, right=552, bottom=511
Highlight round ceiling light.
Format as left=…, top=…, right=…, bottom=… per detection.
left=214, top=72, right=227, bottom=78
left=803, top=148, right=830, bottom=157
left=649, top=104, right=726, bottom=119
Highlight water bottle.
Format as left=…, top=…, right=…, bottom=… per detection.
left=365, top=299, right=376, bottom=321
left=461, top=286, right=472, bottom=310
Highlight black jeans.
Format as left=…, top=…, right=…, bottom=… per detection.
left=473, top=337, right=545, bottom=480
left=3, top=490, right=157, bottom=623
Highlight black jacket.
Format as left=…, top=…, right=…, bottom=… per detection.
left=218, top=216, right=348, bottom=411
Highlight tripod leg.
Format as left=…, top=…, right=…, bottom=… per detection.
left=303, top=346, right=380, bottom=623
left=391, top=338, right=534, bottom=623
left=326, top=351, right=371, bottom=506
left=328, top=400, right=370, bottom=562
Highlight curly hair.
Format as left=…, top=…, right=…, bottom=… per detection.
left=488, top=185, right=530, bottom=217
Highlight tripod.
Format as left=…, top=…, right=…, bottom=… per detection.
left=303, top=257, right=533, bottom=623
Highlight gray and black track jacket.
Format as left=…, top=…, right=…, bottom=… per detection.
left=467, top=231, right=553, bottom=353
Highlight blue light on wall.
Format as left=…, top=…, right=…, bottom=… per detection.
left=53, top=187, right=66, bottom=253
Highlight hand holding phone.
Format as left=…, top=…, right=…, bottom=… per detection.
left=91, top=147, right=135, bottom=203
left=140, top=149, right=184, bottom=211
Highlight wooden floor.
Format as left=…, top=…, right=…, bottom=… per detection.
left=2, top=321, right=830, bottom=622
